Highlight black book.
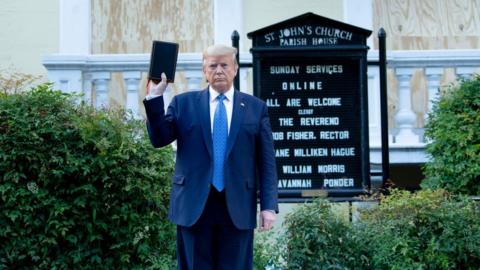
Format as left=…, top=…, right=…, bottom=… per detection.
left=148, top=40, right=179, bottom=83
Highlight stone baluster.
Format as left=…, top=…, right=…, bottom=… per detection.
left=394, top=68, right=419, bottom=145
left=184, top=70, right=203, bottom=90
left=92, top=72, right=111, bottom=108
left=456, top=67, right=476, bottom=81
left=424, top=67, right=443, bottom=121
left=82, top=72, right=93, bottom=105
left=123, top=71, right=142, bottom=117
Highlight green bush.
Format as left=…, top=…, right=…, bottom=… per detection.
left=422, top=75, right=480, bottom=194
left=359, top=189, right=480, bottom=269
left=254, top=189, right=480, bottom=269
left=0, top=84, right=176, bottom=269
left=281, top=200, right=368, bottom=270
left=253, top=231, right=283, bottom=270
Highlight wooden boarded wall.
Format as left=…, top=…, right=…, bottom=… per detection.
left=373, top=0, right=480, bottom=50
left=91, top=0, right=213, bottom=112
left=373, top=0, right=480, bottom=130
left=92, top=0, right=213, bottom=54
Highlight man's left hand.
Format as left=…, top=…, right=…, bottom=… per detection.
left=258, top=210, right=276, bottom=232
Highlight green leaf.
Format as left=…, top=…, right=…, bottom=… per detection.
left=0, top=83, right=176, bottom=269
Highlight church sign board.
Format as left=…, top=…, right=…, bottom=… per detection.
left=247, top=13, right=372, bottom=199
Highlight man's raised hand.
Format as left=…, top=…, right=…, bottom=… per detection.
left=149, top=72, right=169, bottom=96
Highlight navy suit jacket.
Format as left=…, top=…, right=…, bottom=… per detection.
left=144, top=88, right=278, bottom=230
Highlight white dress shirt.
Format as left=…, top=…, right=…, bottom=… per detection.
left=209, top=86, right=234, bottom=134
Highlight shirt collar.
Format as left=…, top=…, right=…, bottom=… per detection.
left=209, top=86, right=234, bottom=103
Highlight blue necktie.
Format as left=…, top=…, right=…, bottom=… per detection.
left=212, top=94, right=227, bottom=191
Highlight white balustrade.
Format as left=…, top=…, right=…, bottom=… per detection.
left=366, top=66, right=382, bottom=148
left=42, top=49, right=480, bottom=163
left=394, top=68, right=420, bottom=145
left=177, top=53, right=204, bottom=91
left=424, top=67, right=443, bottom=121
left=82, top=72, right=93, bottom=103
left=91, top=72, right=111, bottom=108
left=42, top=55, right=85, bottom=94
left=456, top=66, right=477, bottom=81
left=123, top=71, right=142, bottom=116
left=184, top=70, right=203, bottom=91
left=239, top=53, right=252, bottom=93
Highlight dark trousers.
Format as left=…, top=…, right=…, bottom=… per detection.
left=176, top=188, right=253, bottom=270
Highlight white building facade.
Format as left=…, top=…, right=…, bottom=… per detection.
left=2, top=0, right=480, bottom=187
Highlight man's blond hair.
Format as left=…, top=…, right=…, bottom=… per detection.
left=203, top=44, right=238, bottom=66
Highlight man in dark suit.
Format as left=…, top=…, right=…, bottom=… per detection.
left=143, top=44, right=278, bottom=270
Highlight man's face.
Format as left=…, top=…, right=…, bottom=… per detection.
left=203, top=54, right=238, bottom=93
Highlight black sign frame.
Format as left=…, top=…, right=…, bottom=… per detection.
left=248, top=13, right=372, bottom=200
left=252, top=48, right=370, bottom=198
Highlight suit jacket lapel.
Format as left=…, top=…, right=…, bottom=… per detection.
left=199, top=88, right=213, bottom=159
left=225, top=90, right=245, bottom=159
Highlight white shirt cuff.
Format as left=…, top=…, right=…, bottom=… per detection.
left=145, top=94, right=162, bottom=100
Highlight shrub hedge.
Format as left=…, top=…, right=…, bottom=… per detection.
left=281, top=200, right=367, bottom=269
left=359, top=189, right=480, bottom=269
left=0, top=84, right=176, bottom=269
left=256, top=189, right=480, bottom=270
left=422, top=75, right=480, bottom=195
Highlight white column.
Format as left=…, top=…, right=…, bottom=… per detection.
left=123, top=71, right=142, bottom=117
left=92, top=72, right=111, bottom=108
left=214, top=0, right=243, bottom=45
left=424, top=67, right=443, bottom=120
left=456, top=66, right=476, bottom=81
left=394, top=68, right=419, bottom=144
left=59, top=0, right=91, bottom=54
